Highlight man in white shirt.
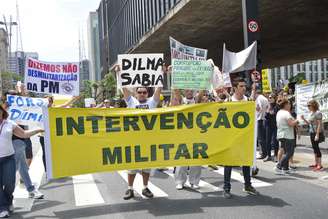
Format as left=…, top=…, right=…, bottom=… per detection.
left=254, top=90, right=269, bottom=159
left=222, top=78, right=259, bottom=199
left=122, top=86, right=162, bottom=200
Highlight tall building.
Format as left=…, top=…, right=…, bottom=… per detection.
left=79, top=59, right=90, bottom=91
left=98, top=0, right=181, bottom=78
left=0, top=28, right=8, bottom=73
left=270, top=58, right=328, bottom=89
left=0, top=28, right=8, bottom=96
left=8, top=51, right=39, bottom=76
left=87, top=11, right=101, bottom=82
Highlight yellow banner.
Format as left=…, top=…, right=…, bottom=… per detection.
left=44, top=102, right=255, bottom=179
left=262, top=69, right=272, bottom=93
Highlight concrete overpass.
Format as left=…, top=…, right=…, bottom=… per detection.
left=130, top=0, right=328, bottom=68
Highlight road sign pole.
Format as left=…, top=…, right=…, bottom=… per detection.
left=242, top=0, right=262, bottom=91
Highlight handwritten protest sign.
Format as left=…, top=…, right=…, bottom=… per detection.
left=172, top=59, right=213, bottom=90
left=6, top=95, right=48, bottom=126
left=24, top=57, right=79, bottom=96
left=117, top=54, right=164, bottom=88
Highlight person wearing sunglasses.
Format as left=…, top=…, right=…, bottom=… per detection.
left=301, top=100, right=324, bottom=171
left=117, top=63, right=164, bottom=200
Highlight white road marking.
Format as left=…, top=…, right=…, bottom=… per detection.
left=72, top=174, right=105, bottom=206
left=117, top=170, right=168, bottom=198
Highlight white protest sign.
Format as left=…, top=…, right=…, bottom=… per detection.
left=170, top=37, right=208, bottom=61
left=6, top=95, right=48, bottom=126
left=117, top=54, right=164, bottom=88
left=24, top=57, right=80, bottom=96
left=296, top=80, right=328, bottom=122
left=84, top=98, right=96, bottom=108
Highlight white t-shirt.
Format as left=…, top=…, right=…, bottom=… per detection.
left=126, top=96, right=158, bottom=109
left=183, top=97, right=196, bottom=105
left=256, top=94, right=269, bottom=121
left=231, top=94, right=248, bottom=102
left=276, top=109, right=294, bottom=140
left=0, top=120, right=17, bottom=158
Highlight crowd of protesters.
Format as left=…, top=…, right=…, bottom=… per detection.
left=0, top=62, right=326, bottom=217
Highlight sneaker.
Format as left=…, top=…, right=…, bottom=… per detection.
left=309, top=164, right=317, bottom=168
left=0, top=210, right=9, bottom=218
left=142, top=188, right=154, bottom=198
left=176, top=184, right=184, bottom=190
left=257, top=155, right=266, bottom=160
left=223, top=190, right=232, bottom=199
left=29, top=189, right=44, bottom=199
left=191, top=184, right=200, bottom=190
left=263, top=157, right=272, bottom=162
left=243, top=186, right=259, bottom=195
left=274, top=166, right=284, bottom=175
left=123, top=189, right=134, bottom=200
left=8, top=205, right=14, bottom=213
left=282, top=169, right=291, bottom=175
left=314, top=166, right=323, bottom=171
left=252, top=167, right=259, bottom=176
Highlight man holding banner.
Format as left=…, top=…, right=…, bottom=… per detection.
left=222, top=77, right=259, bottom=199
left=115, top=54, right=165, bottom=200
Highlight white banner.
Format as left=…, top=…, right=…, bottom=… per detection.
left=222, top=41, right=257, bottom=87
left=6, top=95, right=48, bottom=126
left=296, top=80, right=328, bottom=122
left=24, top=57, right=80, bottom=96
left=117, top=54, right=164, bottom=88
left=170, top=37, right=208, bottom=61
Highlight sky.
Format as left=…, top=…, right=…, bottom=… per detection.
left=0, top=0, right=101, bottom=62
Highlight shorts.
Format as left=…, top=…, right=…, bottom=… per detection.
left=127, top=169, right=151, bottom=174
left=24, top=138, right=33, bottom=159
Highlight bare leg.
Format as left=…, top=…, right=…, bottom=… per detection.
left=142, top=172, right=150, bottom=186
left=128, top=174, right=136, bottom=187
left=26, top=158, right=32, bottom=167
left=278, top=148, right=284, bottom=162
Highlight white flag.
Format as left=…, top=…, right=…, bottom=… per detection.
left=221, top=41, right=257, bottom=87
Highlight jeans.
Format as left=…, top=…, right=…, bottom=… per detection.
left=223, top=166, right=251, bottom=192
left=257, top=120, right=267, bottom=157
left=39, top=136, right=47, bottom=172
left=0, top=155, right=16, bottom=211
left=13, top=139, right=35, bottom=192
left=265, top=123, right=279, bottom=157
left=278, top=138, right=295, bottom=170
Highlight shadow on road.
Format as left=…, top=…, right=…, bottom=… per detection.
left=51, top=194, right=290, bottom=218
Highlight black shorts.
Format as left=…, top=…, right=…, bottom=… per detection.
left=25, top=138, right=33, bottom=159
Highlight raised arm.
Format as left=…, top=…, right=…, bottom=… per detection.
left=55, top=96, right=81, bottom=108
left=13, top=126, right=44, bottom=139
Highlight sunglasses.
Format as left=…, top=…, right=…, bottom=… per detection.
left=137, top=91, right=148, bottom=95
left=307, top=105, right=312, bottom=107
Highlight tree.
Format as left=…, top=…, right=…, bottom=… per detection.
left=1, top=72, right=23, bottom=92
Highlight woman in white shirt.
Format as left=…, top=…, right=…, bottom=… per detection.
left=275, top=99, right=299, bottom=175
left=0, top=105, right=43, bottom=218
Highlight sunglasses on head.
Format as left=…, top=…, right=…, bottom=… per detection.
left=137, top=91, right=147, bottom=94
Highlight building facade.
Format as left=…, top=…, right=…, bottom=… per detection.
left=79, top=59, right=90, bottom=91
left=0, top=28, right=8, bottom=96
left=87, top=11, right=101, bottom=82
left=98, top=0, right=181, bottom=77
left=8, top=51, right=39, bottom=76
left=270, top=58, right=328, bottom=88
